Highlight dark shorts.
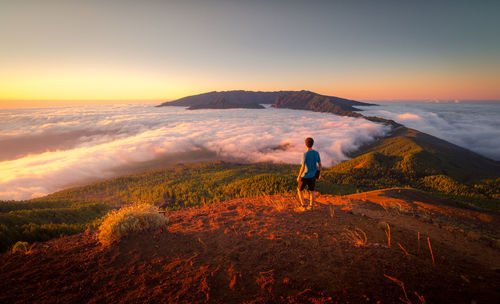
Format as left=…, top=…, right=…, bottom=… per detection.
left=298, top=177, right=316, bottom=191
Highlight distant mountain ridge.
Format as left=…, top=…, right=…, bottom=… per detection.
left=272, top=91, right=364, bottom=117
left=158, top=90, right=288, bottom=107
left=187, top=97, right=265, bottom=110
left=158, top=90, right=373, bottom=108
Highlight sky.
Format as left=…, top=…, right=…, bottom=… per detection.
left=1, top=0, right=499, bottom=108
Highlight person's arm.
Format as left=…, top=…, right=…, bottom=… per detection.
left=317, top=152, right=322, bottom=179
left=297, top=164, right=305, bottom=182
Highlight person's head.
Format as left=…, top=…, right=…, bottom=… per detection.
left=305, top=137, right=314, bottom=148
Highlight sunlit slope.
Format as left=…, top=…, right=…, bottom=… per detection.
left=326, top=126, right=500, bottom=208
left=0, top=163, right=358, bottom=253
left=0, top=201, right=107, bottom=252
left=36, top=163, right=300, bottom=207
left=2, top=193, right=499, bottom=303
left=32, top=162, right=361, bottom=211
left=334, top=127, right=500, bottom=181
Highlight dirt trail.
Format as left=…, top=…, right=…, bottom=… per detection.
left=1, top=188, right=499, bottom=303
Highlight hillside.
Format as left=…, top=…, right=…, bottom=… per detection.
left=0, top=162, right=353, bottom=253
left=324, top=126, right=500, bottom=209
left=187, top=97, right=265, bottom=110
left=157, top=90, right=373, bottom=108
left=344, top=127, right=500, bottom=181
left=33, top=162, right=301, bottom=208
left=1, top=191, right=498, bottom=303
left=0, top=200, right=107, bottom=252
left=2, top=154, right=497, bottom=254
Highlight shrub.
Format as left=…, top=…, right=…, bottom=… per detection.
left=98, top=204, right=168, bottom=246
left=222, top=174, right=296, bottom=198
left=12, top=241, right=29, bottom=253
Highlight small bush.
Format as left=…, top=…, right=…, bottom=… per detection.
left=12, top=241, right=29, bottom=253
left=98, top=204, right=168, bottom=246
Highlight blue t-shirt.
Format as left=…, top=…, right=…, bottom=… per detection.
left=301, top=150, right=321, bottom=178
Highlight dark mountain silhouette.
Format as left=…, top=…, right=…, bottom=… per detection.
left=272, top=91, right=365, bottom=117
left=187, top=97, right=265, bottom=110
left=158, top=90, right=288, bottom=107
left=157, top=90, right=373, bottom=108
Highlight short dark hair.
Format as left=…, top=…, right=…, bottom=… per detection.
left=305, top=137, right=314, bottom=148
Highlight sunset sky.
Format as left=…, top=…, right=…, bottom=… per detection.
left=1, top=0, right=499, bottom=108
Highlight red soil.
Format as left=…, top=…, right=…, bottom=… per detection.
left=1, top=188, right=499, bottom=303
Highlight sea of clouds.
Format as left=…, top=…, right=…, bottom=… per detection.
left=356, top=101, right=500, bottom=161
left=0, top=105, right=390, bottom=200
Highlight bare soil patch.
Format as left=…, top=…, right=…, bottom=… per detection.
left=1, top=188, right=499, bottom=303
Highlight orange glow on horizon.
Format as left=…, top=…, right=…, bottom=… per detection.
left=1, top=64, right=499, bottom=108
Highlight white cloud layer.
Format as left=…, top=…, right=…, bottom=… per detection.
left=357, top=101, right=500, bottom=161
left=0, top=105, right=389, bottom=200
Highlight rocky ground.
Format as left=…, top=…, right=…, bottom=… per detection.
left=1, top=188, right=499, bottom=303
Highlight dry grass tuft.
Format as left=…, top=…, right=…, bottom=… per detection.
left=98, top=203, right=168, bottom=246
left=261, top=193, right=288, bottom=212
left=427, top=237, right=435, bottom=265
left=384, top=223, right=391, bottom=248
left=398, top=242, right=410, bottom=256
left=289, top=195, right=306, bottom=212
left=384, top=274, right=426, bottom=304
left=256, top=270, right=274, bottom=293
left=414, top=291, right=427, bottom=304
left=342, top=227, right=368, bottom=247
left=328, top=205, right=335, bottom=217
left=12, top=241, right=29, bottom=253
left=384, top=274, right=410, bottom=303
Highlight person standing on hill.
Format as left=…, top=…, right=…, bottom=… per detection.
left=297, top=137, right=322, bottom=210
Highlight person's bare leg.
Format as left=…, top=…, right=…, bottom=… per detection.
left=309, top=191, right=315, bottom=208
left=297, top=188, right=305, bottom=206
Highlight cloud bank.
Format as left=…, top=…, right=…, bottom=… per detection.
left=357, top=102, right=500, bottom=161
left=0, top=105, right=389, bottom=200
